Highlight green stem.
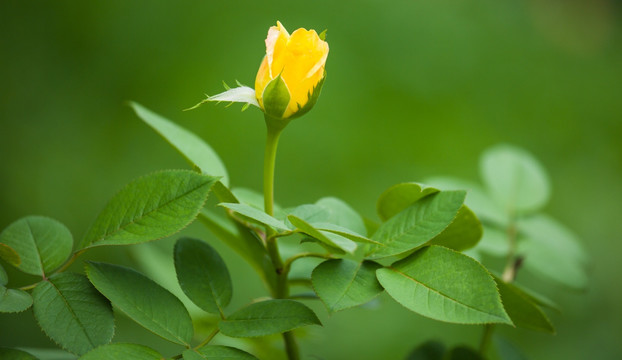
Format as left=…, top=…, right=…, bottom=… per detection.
left=195, top=328, right=220, bottom=349
left=479, top=324, right=495, bottom=354
left=261, top=123, right=300, bottom=360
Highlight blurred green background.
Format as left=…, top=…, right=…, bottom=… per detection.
left=1, top=0, right=621, bottom=359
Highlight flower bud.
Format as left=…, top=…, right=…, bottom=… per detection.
left=255, top=21, right=329, bottom=120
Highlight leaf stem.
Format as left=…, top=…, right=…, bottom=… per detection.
left=283, top=252, right=334, bottom=276
left=195, top=328, right=220, bottom=349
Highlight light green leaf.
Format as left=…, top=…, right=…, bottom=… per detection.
left=174, top=237, right=232, bottom=315
left=197, top=210, right=277, bottom=291
left=80, top=170, right=217, bottom=249
left=185, top=345, right=259, bottom=360
left=316, top=197, right=367, bottom=235
left=130, top=102, right=229, bottom=186
left=0, top=263, right=7, bottom=286
left=494, top=276, right=554, bottom=333
left=219, top=203, right=289, bottom=231
left=219, top=299, right=321, bottom=337
left=428, top=205, right=482, bottom=251
left=377, top=182, right=440, bottom=221
left=311, top=259, right=383, bottom=312
left=405, top=340, right=446, bottom=360
left=376, top=246, right=511, bottom=324
left=79, top=343, right=162, bottom=360
left=0, top=216, right=73, bottom=277
left=85, top=262, right=193, bottom=345
left=311, top=222, right=379, bottom=245
left=518, top=214, right=587, bottom=289
left=480, top=144, right=550, bottom=214
left=477, top=226, right=510, bottom=257
left=285, top=204, right=331, bottom=226
left=0, top=285, right=33, bottom=313
left=287, top=215, right=357, bottom=254
left=32, top=273, right=113, bottom=355
left=0, top=348, right=38, bottom=360
left=367, top=191, right=466, bottom=259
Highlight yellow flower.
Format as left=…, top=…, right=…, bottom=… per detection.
left=255, top=21, right=329, bottom=120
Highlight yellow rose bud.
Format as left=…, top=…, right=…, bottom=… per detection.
left=255, top=21, right=329, bottom=120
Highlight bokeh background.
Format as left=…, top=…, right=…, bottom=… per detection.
left=1, top=0, right=621, bottom=359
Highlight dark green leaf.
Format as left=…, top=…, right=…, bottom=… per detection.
left=494, top=276, right=554, bottom=333
left=0, top=348, right=38, bottom=360
left=367, top=191, right=466, bottom=259
left=316, top=197, right=367, bottom=235
left=480, top=144, right=550, bottom=213
left=312, top=259, right=383, bottom=312
left=219, top=299, right=321, bottom=337
left=0, top=263, right=7, bottom=286
left=405, top=340, right=446, bottom=360
left=130, top=102, right=229, bottom=186
left=377, top=182, right=440, bottom=221
left=447, top=346, right=484, bottom=360
left=376, top=246, right=511, bottom=324
left=185, top=345, right=259, bottom=360
left=219, top=203, right=289, bottom=231
left=287, top=215, right=357, bottom=254
left=80, top=170, right=217, bottom=249
left=85, top=262, right=193, bottom=345
left=0, top=285, right=33, bottom=313
left=32, top=273, right=113, bottom=355
left=174, top=237, right=232, bottom=315
left=428, top=205, right=482, bottom=251
left=493, top=336, right=528, bottom=360
left=0, top=216, right=73, bottom=276
left=80, top=343, right=162, bottom=360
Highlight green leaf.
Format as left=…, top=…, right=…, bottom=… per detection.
left=80, top=170, right=218, bottom=249
left=311, top=222, right=379, bottom=245
left=0, top=262, right=7, bottom=286
left=0, top=348, right=38, bottom=360
left=80, top=343, right=162, bottom=360
left=0, top=216, right=73, bottom=276
left=219, top=299, right=321, bottom=337
left=197, top=210, right=277, bottom=291
left=185, top=345, right=259, bottom=360
left=262, top=75, right=291, bottom=118
left=32, top=273, right=113, bottom=355
left=0, top=243, right=21, bottom=269
left=367, top=191, right=466, bottom=259
left=493, top=276, right=554, bottom=333
left=447, top=346, right=484, bottom=360
left=285, top=204, right=331, bottom=225
left=287, top=215, right=357, bottom=254
left=85, top=262, right=193, bottom=345
left=0, top=285, right=33, bottom=313
left=219, top=203, right=289, bottom=231
left=312, top=259, right=383, bottom=312
left=405, top=340, right=446, bottom=360
left=130, top=102, right=229, bottom=186
left=428, top=205, right=482, bottom=251
left=376, top=246, right=511, bottom=324
left=480, top=144, right=550, bottom=214
left=476, top=226, right=509, bottom=257
left=174, top=237, right=232, bottom=315
left=518, top=214, right=588, bottom=289
left=377, top=182, right=440, bottom=221
left=315, top=197, right=367, bottom=235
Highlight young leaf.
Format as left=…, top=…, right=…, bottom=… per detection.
left=287, top=215, right=357, bottom=254
left=0, top=348, right=38, bottom=360
left=219, top=203, right=289, bottom=231
left=80, top=170, right=218, bottom=249
left=367, top=191, right=466, bottom=259
left=219, top=299, right=321, bottom=337
left=518, top=214, right=587, bottom=263
left=316, top=197, right=367, bottom=235
left=174, top=237, right=232, bottom=315
left=376, top=246, right=511, bottom=324
left=0, top=286, right=33, bottom=313
left=480, top=144, right=550, bottom=214
left=85, top=262, right=193, bottom=345
left=376, top=182, right=440, bottom=221
left=185, top=345, right=259, bottom=360
left=494, top=276, right=554, bottom=333
left=0, top=216, right=73, bottom=276
left=428, top=205, right=483, bottom=251
left=405, top=340, right=446, bottom=360
left=311, top=259, right=383, bottom=312
left=32, top=273, right=114, bottom=355
left=80, top=343, right=162, bottom=360
left=130, top=102, right=229, bottom=186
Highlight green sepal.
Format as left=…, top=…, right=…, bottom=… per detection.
left=262, top=74, right=291, bottom=120
left=289, top=71, right=326, bottom=120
